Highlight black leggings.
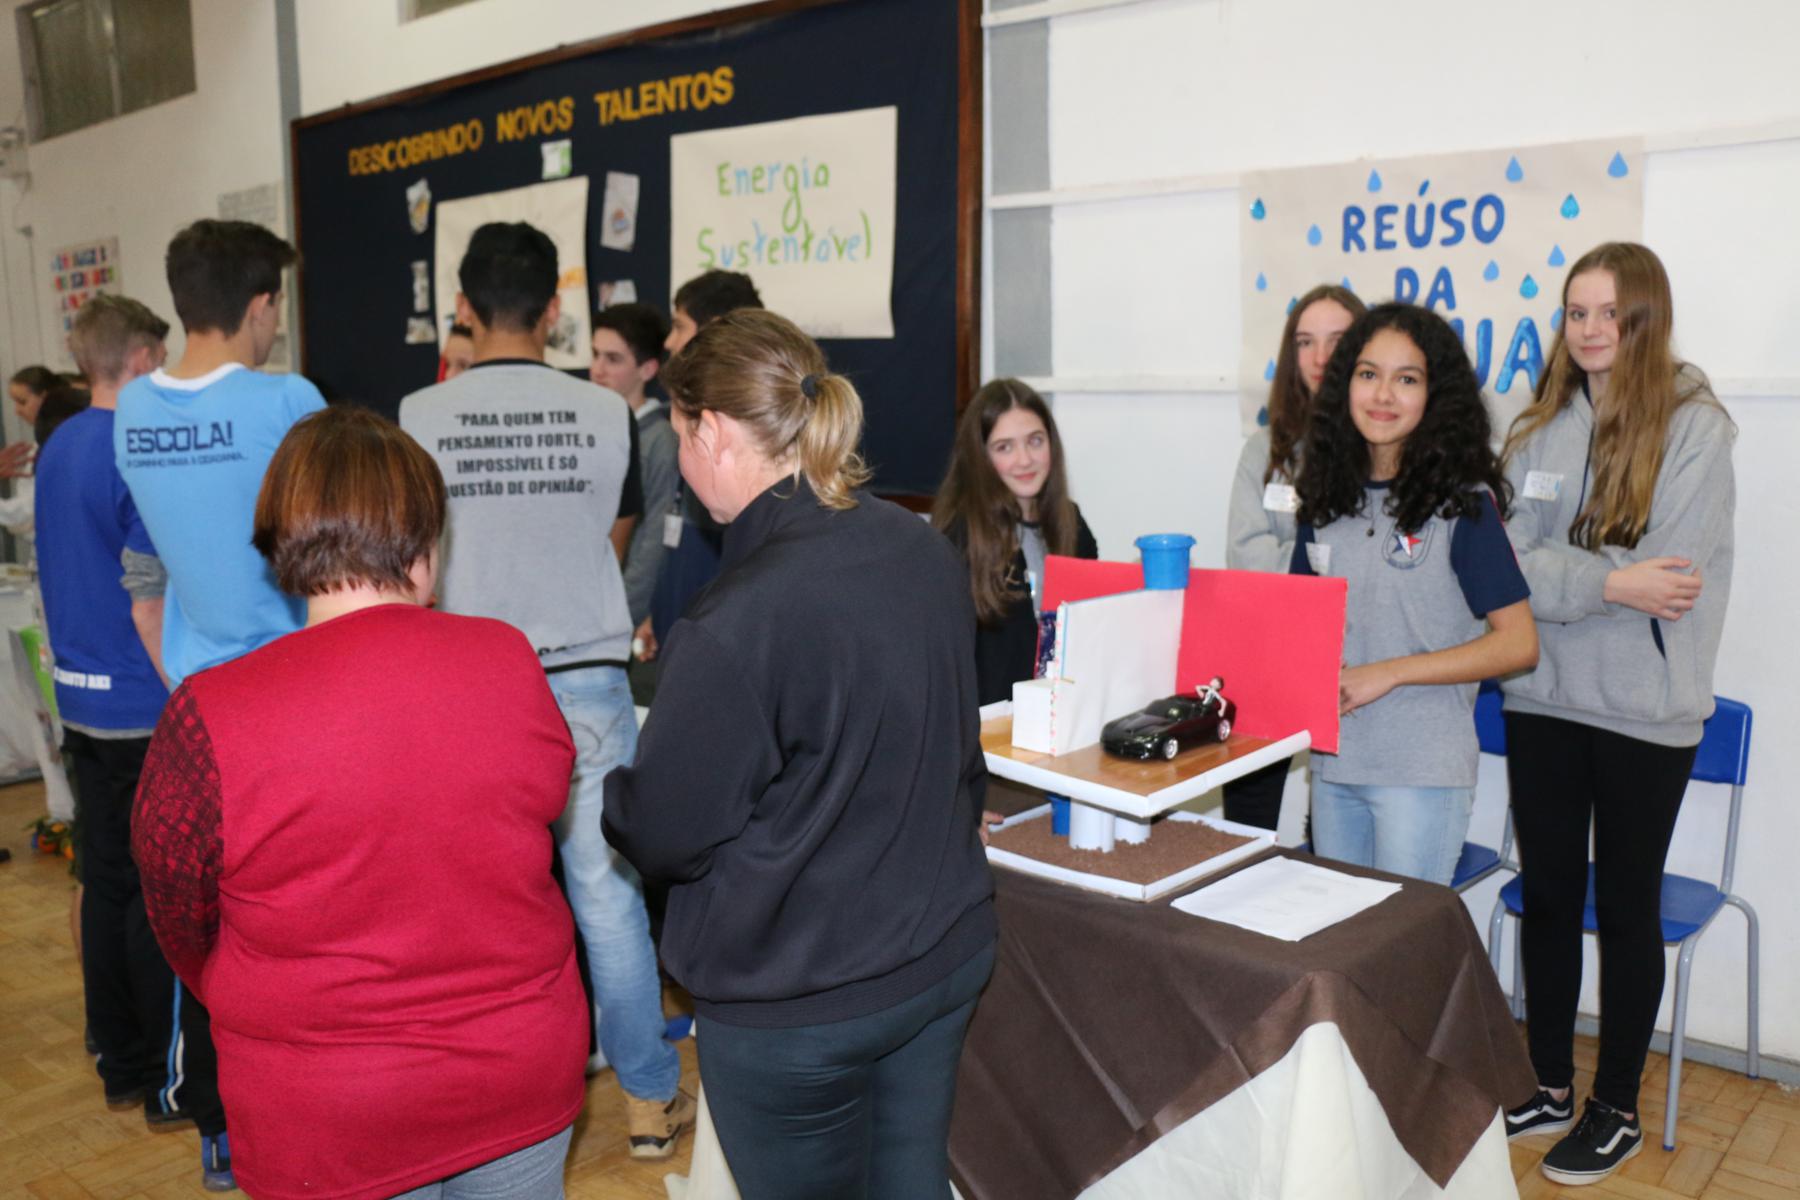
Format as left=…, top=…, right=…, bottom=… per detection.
left=1504, top=713, right=1695, bottom=1112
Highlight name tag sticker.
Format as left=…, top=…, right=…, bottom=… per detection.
left=1262, top=482, right=1299, bottom=513
left=662, top=513, right=683, bottom=548
left=1523, top=470, right=1563, bottom=502
left=1305, top=543, right=1332, bottom=574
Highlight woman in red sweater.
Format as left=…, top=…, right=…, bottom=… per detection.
left=134, top=406, right=585, bottom=1200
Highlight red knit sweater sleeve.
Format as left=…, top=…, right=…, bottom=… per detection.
left=132, top=683, right=222, bottom=994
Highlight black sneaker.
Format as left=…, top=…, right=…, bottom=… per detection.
left=1541, top=1098, right=1642, bottom=1186
left=1505, top=1087, right=1575, bottom=1141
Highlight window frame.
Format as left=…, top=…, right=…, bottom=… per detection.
left=15, top=0, right=195, bottom=142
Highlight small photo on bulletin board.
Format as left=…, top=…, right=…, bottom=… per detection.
left=289, top=0, right=979, bottom=497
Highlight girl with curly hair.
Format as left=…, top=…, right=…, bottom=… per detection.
left=1495, top=243, right=1734, bottom=1185
left=1291, top=302, right=1537, bottom=884
left=1223, top=284, right=1366, bottom=829
left=933, top=379, right=1097, bottom=707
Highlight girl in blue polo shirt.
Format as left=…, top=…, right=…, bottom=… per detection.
left=1291, top=303, right=1537, bottom=885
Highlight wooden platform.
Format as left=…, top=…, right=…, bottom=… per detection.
left=978, top=713, right=1308, bottom=818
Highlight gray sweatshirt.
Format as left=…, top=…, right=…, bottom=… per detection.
left=1501, top=369, right=1735, bottom=746
left=1226, top=427, right=1299, bottom=573
left=400, top=362, right=639, bottom=669
left=622, top=401, right=678, bottom=624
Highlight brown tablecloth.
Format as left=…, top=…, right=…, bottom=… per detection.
left=948, top=848, right=1536, bottom=1200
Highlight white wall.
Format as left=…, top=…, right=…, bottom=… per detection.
left=1031, top=0, right=1800, bottom=1062
left=296, top=0, right=761, bottom=116
left=0, top=0, right=287, bottom=441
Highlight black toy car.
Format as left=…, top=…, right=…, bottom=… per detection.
left=1101, top=679, right=1235, bottom=761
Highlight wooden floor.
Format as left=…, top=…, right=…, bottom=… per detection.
left=0, top=780, right=697, bottom=1199
left=3, top=777, right=1797, bottom=1199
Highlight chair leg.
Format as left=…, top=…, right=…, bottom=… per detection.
left=1487, top=897, right=1506, bottom=982
left=1512, top=918, right=1525, bottom=1021
left=1666, top=938, right=1699, bottom=1152
left=1728, top=894, right=1761, bottom=1079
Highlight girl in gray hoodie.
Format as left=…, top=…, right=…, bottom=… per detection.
left=1498, top=242, right=1735, bottom=1187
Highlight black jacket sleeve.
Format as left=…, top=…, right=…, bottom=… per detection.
left=602, top=620, right=780, bottom=882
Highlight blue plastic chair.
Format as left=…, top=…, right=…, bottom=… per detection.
left=1487, top=697, right=1760, bottom=1151
left=1450, top=682, right=1512, bottom=891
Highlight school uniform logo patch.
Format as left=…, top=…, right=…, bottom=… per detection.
left=1384, top=525, right=1432, bottom=568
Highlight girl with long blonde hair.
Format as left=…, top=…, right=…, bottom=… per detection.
left=1497, top=243, right=1735, bottom=1187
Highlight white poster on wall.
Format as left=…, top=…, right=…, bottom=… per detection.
left=434, top=176, right=591, bottom=369
left=1239, top=138, right=1644, bottom=432
left=670, top=107, right=897, bottom=339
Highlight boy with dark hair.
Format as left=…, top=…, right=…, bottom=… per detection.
left=400, top=223, right=693, bottom=1159
left=440, top=322, right=475, bottom=380
left=666, top=269, right=761, bottom=354
left=44, top=294, right=233, bottom=1190
left=115, top=219, right=325, bottom=686
left=590, top=303, right=672, bottom=630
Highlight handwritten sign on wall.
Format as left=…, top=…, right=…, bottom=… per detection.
left=1239, top=138, right=1643, bottom=431
left=433, top=176, right=591, bottom=370
left=669, top=106, right=897, bottom=339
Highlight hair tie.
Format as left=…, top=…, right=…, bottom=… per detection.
left=800, top=373, right=820, bottom=400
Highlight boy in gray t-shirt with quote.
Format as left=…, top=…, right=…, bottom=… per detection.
left=400, top=222, right=694, bottom=1159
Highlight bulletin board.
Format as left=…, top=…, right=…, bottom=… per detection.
left=289, top=0, right=979, bottom=495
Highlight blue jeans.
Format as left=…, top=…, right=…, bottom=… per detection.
left=697, top=943, right=995, bottom=1200
left=546, top=665, right=679, bottom=1103
left=388, top=1124, right=572, bottom=1199
left=1310, top=779, right=1473, bottom=886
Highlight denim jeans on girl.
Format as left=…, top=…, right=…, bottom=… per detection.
left=1310, top=779, right=1474, bottom=886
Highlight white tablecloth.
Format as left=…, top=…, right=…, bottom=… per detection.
left=667, top=1021, right=1517, bottom=1200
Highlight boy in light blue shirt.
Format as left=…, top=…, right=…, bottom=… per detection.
left=117, top=220, right=324, bottom=685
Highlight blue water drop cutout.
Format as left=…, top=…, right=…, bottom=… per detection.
left=1306, top=224, right=1323, bottom=246
left=1482, top=261, right=1500, bottom=282
left=1250, top=197, right=1267, bottom=220
left=1366, top=169, right=1383, bottom=193
left=1263, top=359, right=1277, bottom=382
left=1505, top=156, right=1524, bottom=183
left=1520, top=275, right=1540, bottom=300
left=1256, top=406, right=1270, bottom=427
left=1340, top=277, right=1353, bottom=292
left=1548, top=245, right=1566, bottom=267
left=1255, top=272, right=1268, bottom=292
left=1286, top=296, right=1298, bottom=313
left=1607, top=152, right=1629, bottom=178
left=1417, top=180, right=1430, bottom=197
left=1550, top=309, right=1563, bottom=332
left=1560, top=194, right=1581, bottom=219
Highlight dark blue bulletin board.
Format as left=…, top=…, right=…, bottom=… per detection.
left=289, top=0, right=979, bottom=496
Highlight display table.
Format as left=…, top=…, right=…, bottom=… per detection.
left=948, top=853, right=1534, bottom=1199
left=670, top=849, right=1534, bottom=1200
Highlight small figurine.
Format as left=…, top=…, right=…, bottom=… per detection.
left=1101, top=680, right=1237, bottom=761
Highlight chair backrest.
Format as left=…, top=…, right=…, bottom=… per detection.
left=1695, top=697, right=1752, bottom=894
left=1692, top=696, right=1751, bottom=786
left=1474, top=680, right=1506, bottom=756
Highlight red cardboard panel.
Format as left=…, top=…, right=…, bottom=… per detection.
left=1177, top=569, right=1346, bottom=754
left=1040, top=556, right=1142, bottom=611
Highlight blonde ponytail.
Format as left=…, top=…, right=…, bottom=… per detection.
left=662, top=309, right=870, bottom=510
left=794, top=374, right=871, bottom=510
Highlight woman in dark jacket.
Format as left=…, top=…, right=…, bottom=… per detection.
left=603, top=310, right=995, bottom=1200
left=932, top=379, right=1097, bottom=706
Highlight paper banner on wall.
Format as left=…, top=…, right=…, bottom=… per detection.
left=47, top=237, right=121, bottom=369
left=434, top=176, right=591, bottom=369
left=1239, top=138, right=1644, bottom=433
left=670, top=106, right=897, bottom=339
